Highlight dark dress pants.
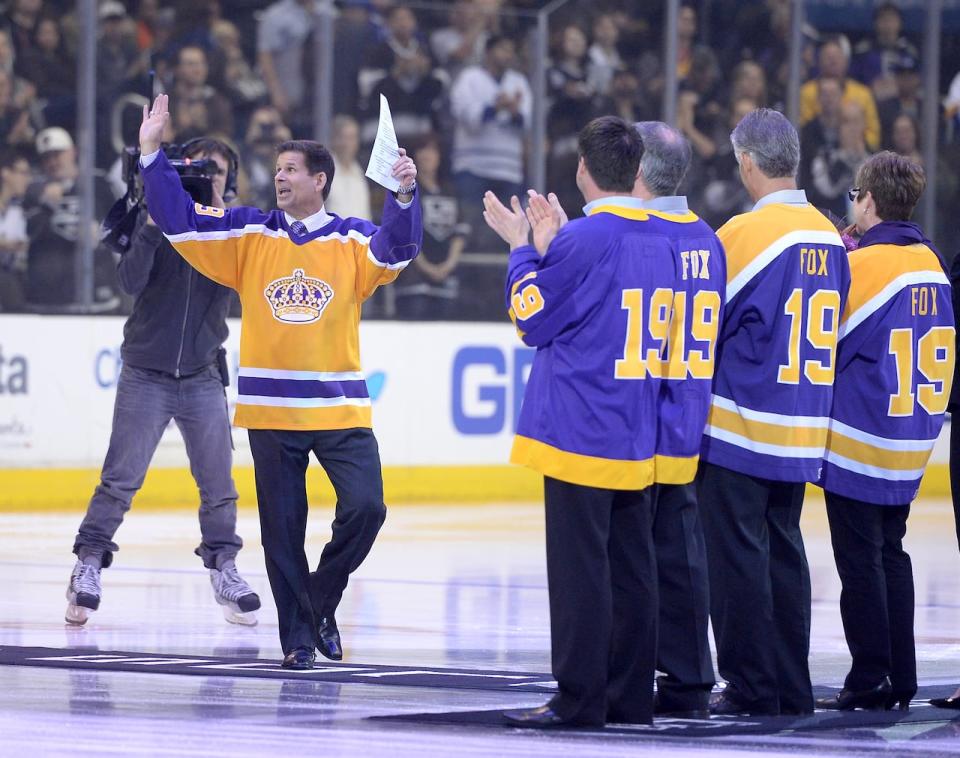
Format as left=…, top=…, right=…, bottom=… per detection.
left=698, top=461, right=813, bottom=714
left=824, top=492, right=915, bottom=698
left=544, top=476, right=658, bottom=726
left=950, top=418, right=960, bottom=551
left=652, top=483, right=715, bottom=711
left=248, top=427, right=386, bottom=655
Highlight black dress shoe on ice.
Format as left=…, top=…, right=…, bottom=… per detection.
left=815, top=676, right=892, bottom=711
left=281, top=647, right=315, bottom=670
left=503, top=705, right=571, bottom=728
left=709, top=689, right=778, bottom=716
left=316, top=616, right=343, bottom=661
left=930, top=695, right=960, bottom=710
left=653, top=692, right=710, bottom=718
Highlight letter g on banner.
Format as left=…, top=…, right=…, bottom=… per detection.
left=452, top=347, right=506, bottom=434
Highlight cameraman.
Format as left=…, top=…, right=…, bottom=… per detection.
left=65, top=138, right=261, bottom=628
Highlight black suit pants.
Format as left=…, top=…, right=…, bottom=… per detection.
left=652, top=483, right=715, bottom=710
left=824, top=491, right=915, bottom=697
left=543, top=476, right=658, bottom=726
left=248, top=428, right=386, bottom=655
left=698, top=461, right=812, bottom=714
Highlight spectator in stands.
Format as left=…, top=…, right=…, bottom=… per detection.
left=168, top=44, right=233, bottom=139
left=364, top=47, right=446, bottom=148
left=326, top=114, right=372, bottom=221
left=799, top=76, right=844, bottom=194
left=548, top=25, right=591, bottom=103
left=676, top=47, right=724, bottom=164
left=596, top=67, right=656, bottom=126
left=17, top=15, right=73, bottom=113
left=890, top=113, right=922, bottom=165
left=0, top=149, right=30, bottom=311
left=800, top=36, right=881, bottom=151
left=22, top=127, right=117, bottom=310
left=638, top=2, right=705, bottom=105
left=0, top=28, right=37, bottom=113
left=730, top=61, right=767, bottom=108
left=96, top=2, right=143, bottom=108
left=697, top=96, right=755, bottom=229
left=809, top=100, right=871, bottom=219
left=333, top=1, right=380, bottom=118
left=851, top=2, right=918, bottom=104
left=0, top=68, right=33, bottom=147
left=430, top=0, right=488, bottom=77
left=211, top=19, right=267, bottom=125
left=546, top=25, right=594, bottom=215
left=241, top=104, right=291, bottom=210
left=586, top=13, right=622, bottom=97
left=366, top=5, right=425, bottom=77
left=394, top=135, right=466, bottom=320
left=134, top=0, right=160, bottom=52
left=450, top=34, right=531, bottom=248
left=878, top=53, right=922, bottom=149
left=257, top=0, right=316, bottom=134
left=5, top=0, right=43, bottom=61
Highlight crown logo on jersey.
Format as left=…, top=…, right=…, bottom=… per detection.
left=263, top=268, right=334, bottom=324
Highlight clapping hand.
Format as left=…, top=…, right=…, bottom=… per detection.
left=140, top=94, right=170, bottom=156
left=525, top=190, right=566, bottom=256
left=482, top=192, right=530, bottom=250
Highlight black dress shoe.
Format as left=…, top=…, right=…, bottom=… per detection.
left=281, top=647, right=315, bottom=670
left=930, top=695, right=960, bottom=710
left=316, top=615, right=343, bottom=661
left=709, top=689, right=778, bottom=716
left=815, top=676, right=892, bottom=711
left=503, top=705, right=574, bottom=728
left=653, top=694, right=710, bottom=719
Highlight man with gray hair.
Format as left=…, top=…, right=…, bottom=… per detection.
left=631, top=121, right=720, bottom=717
left=698, top=108, right=849, bottom=716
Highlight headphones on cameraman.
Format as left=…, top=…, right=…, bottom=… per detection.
left=181, top=137, right=240, bottom=203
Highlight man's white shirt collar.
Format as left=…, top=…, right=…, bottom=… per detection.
left=582, top=196, right=646, bottom=215
left=752, top=189, right=808, bottom=212
left=284, top=208, right=333, bottom=234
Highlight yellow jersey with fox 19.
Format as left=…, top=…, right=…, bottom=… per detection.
left=141, top=150, right=422, bottom=431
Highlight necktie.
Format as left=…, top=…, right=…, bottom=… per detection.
left=290, top=220, right=307, bottom=237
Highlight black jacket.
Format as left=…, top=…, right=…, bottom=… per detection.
left=118, top=211, right=235, bottom=379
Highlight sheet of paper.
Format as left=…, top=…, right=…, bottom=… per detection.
left=365, top=94, right=401, bottom=192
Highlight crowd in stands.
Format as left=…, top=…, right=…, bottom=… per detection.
left=1, top=0, right=960, bottom=319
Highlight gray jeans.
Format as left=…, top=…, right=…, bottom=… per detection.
left=73, top=363, right=242, bottom=569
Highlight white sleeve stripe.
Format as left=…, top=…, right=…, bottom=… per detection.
left=165, top=225, right=372, bottom=246
left=239, top=367, right=366, bottom=382
left=824, top=450, right=926, bottom=480
left=726, top=229, right=844, bottom=303
left=838, top=270, right=950, bottom=339
left=710, top=394, right=831, bottom=428
left=828, top=419, right=939, bottom=451
left=703, top=425, right=826, bottom=458
left=366, top=248, right=413, bottom=270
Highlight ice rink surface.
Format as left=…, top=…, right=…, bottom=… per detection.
left=3, top=495, right=960, bottom=757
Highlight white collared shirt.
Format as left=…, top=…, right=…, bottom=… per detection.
left=582, top=195, right=646, bottom=215
left=751, top=189, right=808, bottom=212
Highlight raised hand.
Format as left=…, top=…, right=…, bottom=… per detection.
left=392, top=147, right=417, bottom=193
left=140, top=94, right=170, bottom=156
left=482, top=191, right=529, bottom=250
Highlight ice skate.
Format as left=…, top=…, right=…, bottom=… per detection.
left=210, top=563, right=261, bottom=626
left=65, top=560, right=101, bottom=626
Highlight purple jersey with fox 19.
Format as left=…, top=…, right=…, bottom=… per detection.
left=700, top=191, right=850, bottom=482
left=637, top=199, right=726, bottom=483
left=819, top=223, right=955, bottom=505
left=505, top=198, right=723, bottom=490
